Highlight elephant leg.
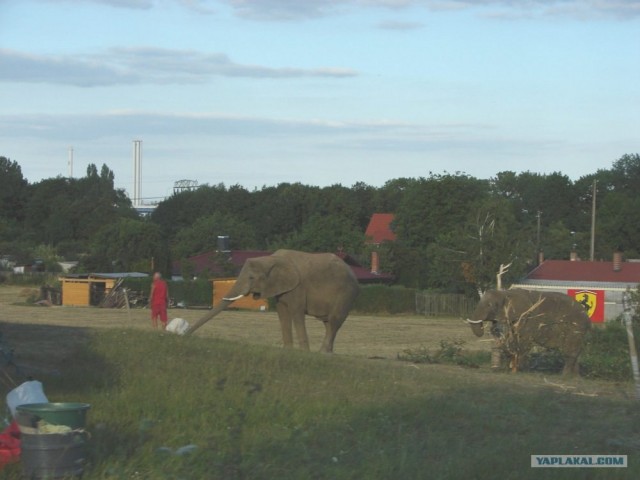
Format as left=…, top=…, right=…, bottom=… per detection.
left=276, top=302, right=294, bottom=348
left=292, top=314, right=310, bottom=351
left=491, top=340, right=503, bottom=369
left=320, top=315, right=347, bottom=353
left=320, top=321, right=337, bottom=353
left=562, top=355, right=579, bottom=376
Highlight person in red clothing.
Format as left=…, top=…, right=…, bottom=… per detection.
left=149, top=272, right=169, bottom=329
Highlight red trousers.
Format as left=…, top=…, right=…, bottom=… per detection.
left=151, top=303, right=168, bottom=324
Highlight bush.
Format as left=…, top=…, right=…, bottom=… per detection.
left=397, top=340, right=490, bottom=368
left=353, top=285, right=416, bottom=314
left=580, top=322, right=639, bottom=381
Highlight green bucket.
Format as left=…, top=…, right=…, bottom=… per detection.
left=16, top=403, right=91, bottom=430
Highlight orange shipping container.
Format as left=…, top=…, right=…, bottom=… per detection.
left=212, top=278, right=268, bottom=311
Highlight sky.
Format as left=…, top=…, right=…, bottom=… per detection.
left=1, top=0, right=638, bottom=202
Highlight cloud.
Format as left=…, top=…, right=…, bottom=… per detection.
left=377, top=20, right=424, bottom=30
left=0, top=47, right=357, bottom=87
left=221, top=0, right=640, bottom=21
left=15, top=0, right=640, bottom=19
left=0, top=110, right=488, bottom=143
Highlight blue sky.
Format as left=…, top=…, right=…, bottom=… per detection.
left=1, top=0, right=638, bottom=201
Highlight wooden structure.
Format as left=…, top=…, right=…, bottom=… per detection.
left=59, top=273, right=148, bottom=307
left=212, top=278, right=268, bottom=311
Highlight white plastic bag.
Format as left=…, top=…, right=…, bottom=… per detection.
left=166, top=318, right=190, bottom=335
left=6, top=380, right=48, bottom=417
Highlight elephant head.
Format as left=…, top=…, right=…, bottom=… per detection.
left=467, top=290, right=510, bottom=337
left=186, top=255, right=301, bottom=334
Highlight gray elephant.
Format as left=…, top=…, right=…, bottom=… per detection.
left=467, top=289, right=591, bottom=375
left=187, top=249, right=360, bottom=353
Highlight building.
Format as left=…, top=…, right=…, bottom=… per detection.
left=512, top=252, right=640, bottom=322
left=335, top=251, right=394, bottom=284
left=365, top=213, right=396, bottom=245
left=59, top=272, right=149, bottom=307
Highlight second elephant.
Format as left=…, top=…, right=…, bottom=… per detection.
left=467, top=288, right=591, bottom=375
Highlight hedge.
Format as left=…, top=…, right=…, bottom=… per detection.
left=352, top=285, right=416, bottom=314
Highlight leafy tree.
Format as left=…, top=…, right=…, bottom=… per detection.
left=596, top=192, right=640, bottom=258
left=374, top=177, right=418, bottom=214
left=0, top=156, right=28, bottom=223
left=427, top=198, right=533, bottom=294
left=394, top=174, right=489, bottom=248
left=384, top=242, right=428, bottom=288
left=24, top=165, right=135, bottom=250
left=492, top=170, right=579, bottom=229
left=32, top=244, right=63, bottom=272
left=608, top=153, right=640, bottom=194
left=171, top=212, right=257, bottom=259
left=81, top=218, right=169, bottom=273
left=276, top=214, right=365, bottom=254
left=151, top=183, right=236, bottom=239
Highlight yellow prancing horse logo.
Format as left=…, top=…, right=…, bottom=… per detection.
left=573, top=290, right=597, bottom=318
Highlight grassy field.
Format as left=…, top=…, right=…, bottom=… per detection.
left=1, top=286, right=639, bottom=479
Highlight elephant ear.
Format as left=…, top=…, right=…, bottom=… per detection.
left=261, top=256, right=301, bottom=298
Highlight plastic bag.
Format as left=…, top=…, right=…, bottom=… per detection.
left=166, top=318, right=190, bottom=335
left=6, top=381, right=48, bottom=417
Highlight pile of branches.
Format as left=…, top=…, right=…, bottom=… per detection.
left=496, top=297, right=545, bottom=372
left=99, top=279, right=148, bottom=309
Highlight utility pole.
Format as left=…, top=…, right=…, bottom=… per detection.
left=590, top=180, right=597, bottom=261
left=536, top=210, right=542, bottom=252
left=68, top=146, right=73, bottom=178
left=132, top=140, right=142, bottom=207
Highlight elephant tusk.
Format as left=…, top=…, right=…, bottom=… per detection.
left=223, top=294, right=245, bottom=301
left=466, top=318, right=484, bottom=324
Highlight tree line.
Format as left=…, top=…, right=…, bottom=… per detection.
left=1, top=153, right=639, bottom=294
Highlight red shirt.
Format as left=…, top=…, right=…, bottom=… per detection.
left=151, top=279, right=168, bottom=306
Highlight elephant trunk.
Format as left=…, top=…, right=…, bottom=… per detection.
left=186, top=299, right=233, bottom=335
left=467, top=318, right=485, bottom=337
left=186, top=275, right=250, bottom=335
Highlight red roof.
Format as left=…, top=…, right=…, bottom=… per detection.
left=526, top=260, right=640, bottom=283
left=336, top=251, right=394, bottom=284
left=365, top=213, right=396, bottom=244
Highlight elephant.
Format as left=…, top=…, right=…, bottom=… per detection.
left=187, top=249, right=360, bottom=353
left=467, top=289, right=591, bottom=375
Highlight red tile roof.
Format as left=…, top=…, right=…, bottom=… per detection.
left=335, top=251, right=394, bottom=284
left=365, top=213, right=396, bottom=244
left=526, top=260, right=640, bottom=283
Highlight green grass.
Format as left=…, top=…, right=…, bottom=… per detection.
left=3, top=329, right=640, bottom=479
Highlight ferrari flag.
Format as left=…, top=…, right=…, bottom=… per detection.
left=568, top=289, right=605, bottom=323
